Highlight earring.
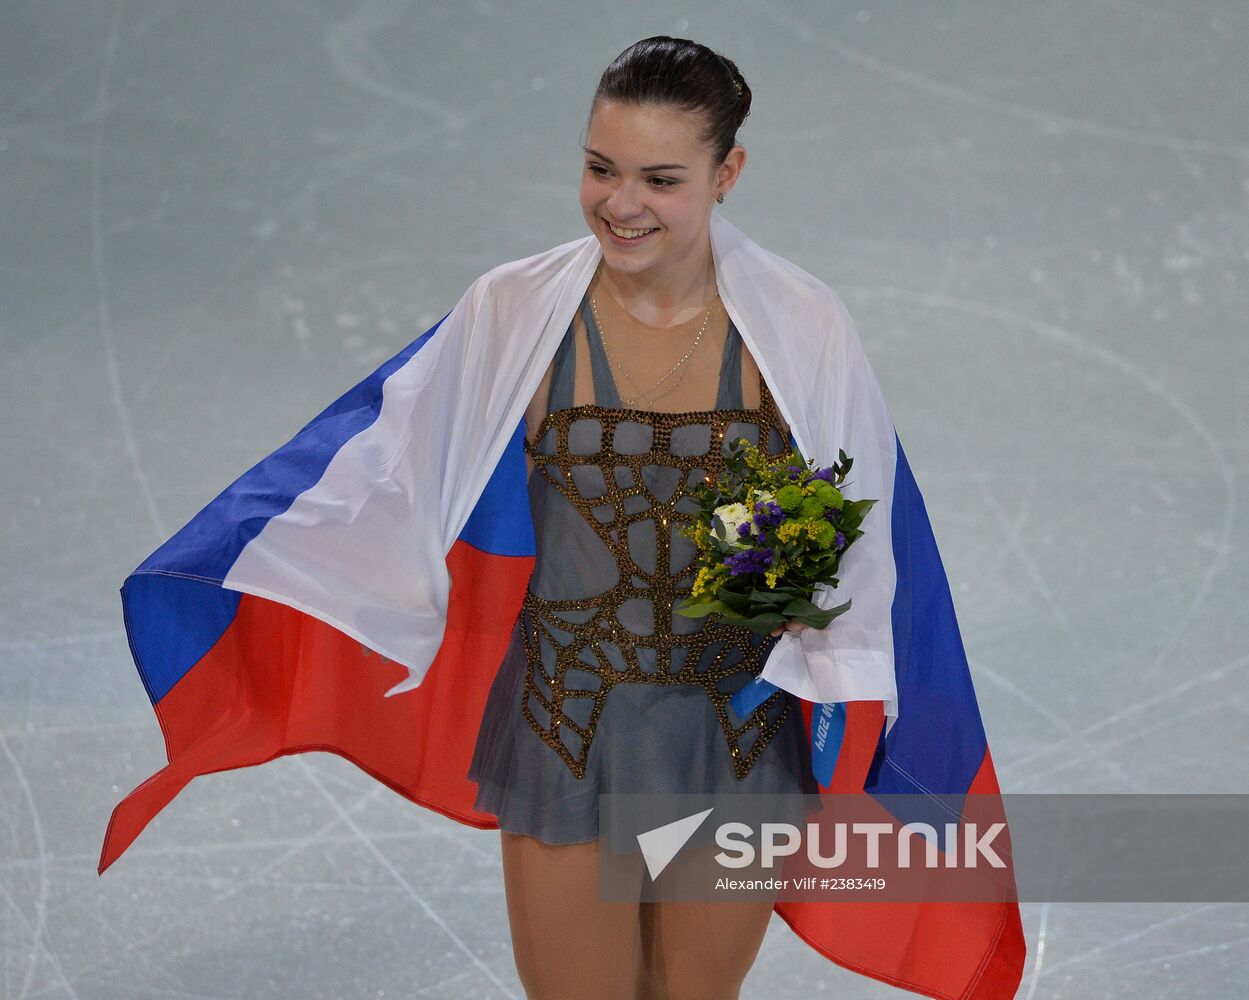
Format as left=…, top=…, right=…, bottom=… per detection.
left=716, top=192, right=725, bottom=204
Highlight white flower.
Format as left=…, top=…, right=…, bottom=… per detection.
left=713, top=501, right=754, bottom=548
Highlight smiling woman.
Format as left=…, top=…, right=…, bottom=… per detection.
left=99, top=29, right=1023, bottom=1000
left=467, top=37, right=816, bottom=1000
left=577, top=49, right=748, bottom=329
left=578, top=98, right=743, bottom=322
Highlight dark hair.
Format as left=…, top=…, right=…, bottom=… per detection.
left=588, top=36, right=752, bottom=164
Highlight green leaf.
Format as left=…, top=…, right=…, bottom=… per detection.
left=673, top=602, right=722, bottom=618
left=780, top=596, right=825, bottom=617
left=715, top=587, right=753, bottom=614
left=737, top=612, right=787, bottom=636
left=788, top=598, right=852, bottom=629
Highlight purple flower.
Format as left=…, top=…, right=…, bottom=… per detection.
left=736, top=522, right=752, bottom=539
left=810, top=467, right=833, bottom=483
left=724, top=546, right=775, bottom=576
left=752, top=500, right=784, bottom=530
left=823, top=507, right=841, bottom=522
left=835, top=531, right=845, bottom=548
left=786, top=464, right=803, bottom=481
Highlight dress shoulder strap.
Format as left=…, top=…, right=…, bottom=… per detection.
left=581, top=291, right=740, bottom=411
left=546, top=304, right=580, bottom=413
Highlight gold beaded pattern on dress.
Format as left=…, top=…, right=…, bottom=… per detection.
left=519, top=378, right=793, bottom=781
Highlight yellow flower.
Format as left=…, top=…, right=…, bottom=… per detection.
left=693, top=563, right=729, bottom=598
left=813, top=522, right=837, bottom=548
left=777, top=521, right=806, bottom=542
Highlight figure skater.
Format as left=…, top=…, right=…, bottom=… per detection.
left=466, top=36, right=818, bottom=1000
left=100, top=28, right=1024, bottom=998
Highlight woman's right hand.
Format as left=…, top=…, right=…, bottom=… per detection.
left=770, top=621, right=810, bottom=638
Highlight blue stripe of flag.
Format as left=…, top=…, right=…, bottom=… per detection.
left=124, top=315, right=450, bottom=703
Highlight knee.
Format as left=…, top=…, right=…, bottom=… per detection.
left=638, top=946, right=750, bottom=1000
left=510, top=925, right=641, bottom=1000
left=511, top=934, right=642, bottom=1000
left=516, top=963, right=640, bottom=1000
left=637, top=967, right=745, bottom=1000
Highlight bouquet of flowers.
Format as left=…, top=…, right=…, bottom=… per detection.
left=674, top=437, right=878, bottom=637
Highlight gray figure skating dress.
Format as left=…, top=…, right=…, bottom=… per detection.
left=467, top=289, right=818, bottom=846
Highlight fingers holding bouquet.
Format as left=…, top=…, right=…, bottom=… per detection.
left=770, top=621, right=810, bottom=638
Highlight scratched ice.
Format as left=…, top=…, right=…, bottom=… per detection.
left=1, top=2, right=1247, bottom=998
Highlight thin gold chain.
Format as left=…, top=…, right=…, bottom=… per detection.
left=591, top=289, right=720, bottom=406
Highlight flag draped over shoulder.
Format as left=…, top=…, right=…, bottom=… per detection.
left=100, top=213, right=1025, bottom=999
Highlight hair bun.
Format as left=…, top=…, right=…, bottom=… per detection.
left=728, top=66, right=752, bottom=129
left=593, top=36, right=753, bottom=163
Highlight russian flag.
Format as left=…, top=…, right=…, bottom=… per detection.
left=99, top=311, right=540, bottom=875
left=773, top=429, right=1025, bottom=999
left=731, top=427, right=1024, bottom=998
left=100, top=222, right=1024, bottom=998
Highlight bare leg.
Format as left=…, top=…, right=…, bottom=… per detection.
left=636, top=898, right=775, bottom=1000
left=500, top=831, right=642, bottom=1000
left=635, top=842, right=778, bottom=1000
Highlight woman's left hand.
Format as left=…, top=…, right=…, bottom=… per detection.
left=770, top=621, right=810, bottom=638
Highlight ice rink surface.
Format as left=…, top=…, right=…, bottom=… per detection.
left=2, top=1, right=1246, bottom=997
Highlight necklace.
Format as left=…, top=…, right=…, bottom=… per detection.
left=591, top=287, right=720, bottom=406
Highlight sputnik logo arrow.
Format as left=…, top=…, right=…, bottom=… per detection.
left=636, top=807, right=715, bottom=880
